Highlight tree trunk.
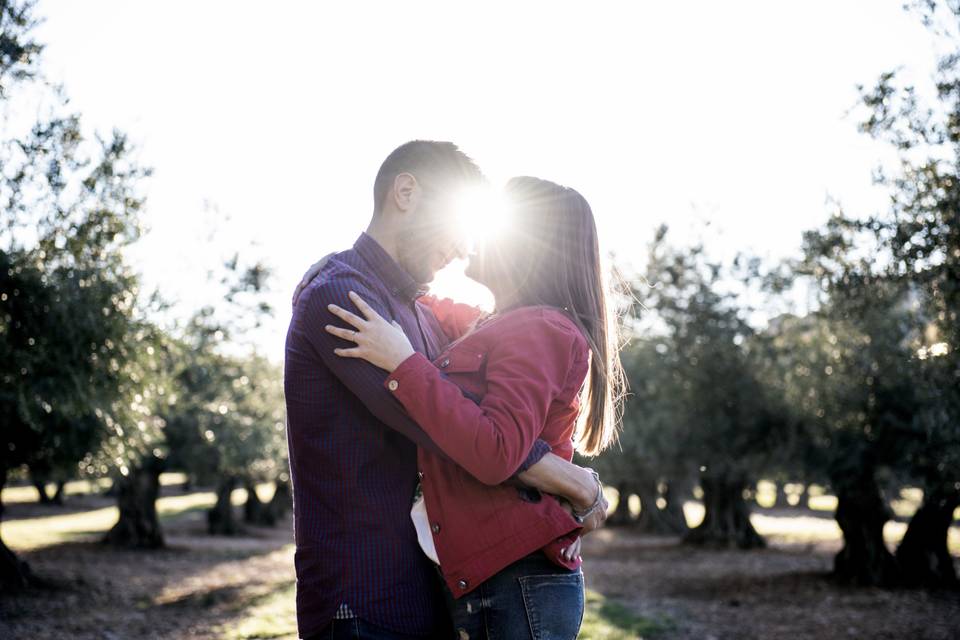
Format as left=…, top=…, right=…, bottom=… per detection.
left=103, top=455, right=165, bottom=549
left=243, top=480, right=276, bottom=527
left=32, top=476, right=65, bottom=505
left=607, top=482, right=635, bottom=527
left=634, top=477, right=689, bottom=535
left=635, top=480, right=661, bottom=532
left=895, top=485, right=959, bottom=588
left=797, top=484, right=809, bottom=509
left=683, top=473, right=765, bottom=549
left=32, top=478, right=51, bottom=505
left=51, top=480, right=65, bottom=505
left=660, top=479, right=691, bottom=534
left=1, top=464, right=37, bottom=592
left=207, top=476, right=240, bottom=535
left=268, top=477, right=291, bottom=520
left=832, top=471, right=899, bottom=586
left=774, top=482, right=789, bottom=508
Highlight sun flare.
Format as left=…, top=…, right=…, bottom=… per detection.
left=454, top=185, right=513, bottom=254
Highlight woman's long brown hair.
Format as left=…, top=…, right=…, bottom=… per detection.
left=488, top=177, right=625, bottom=455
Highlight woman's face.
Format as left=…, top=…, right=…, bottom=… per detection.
left=463, top=188, right=534, bottom=293
left=463, top=232, right=491, bottom=287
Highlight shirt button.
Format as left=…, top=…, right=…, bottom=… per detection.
left=457, top=579, right=469, bottom=590
left=431, top=522, right=441, bottom=534
left=388, top=380, right=399, bottom=391
left=440, top=358, right=450, bottom=368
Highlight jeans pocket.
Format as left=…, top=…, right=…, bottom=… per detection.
left=518, top=571, right=585, bottom=640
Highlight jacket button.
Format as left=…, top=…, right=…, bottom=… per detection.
left=440, top=358, right=450, bottom=368
left=457, top=579, right=469, bottom=590
left=417, top=470, right=424, bottom=480
left=388, top=380, right=399, bottom=391
left=431, top=522, right=441, bottom=534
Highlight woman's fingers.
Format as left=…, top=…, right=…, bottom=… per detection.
left=348, top=291, right=382, bottom=322
left=333, top=347, right=365, bottom=358
left=325, top=324, right=360, bottom=342
left=327, top=303, right=365, bottom=329
left=560, top=537, right=582, bottom=561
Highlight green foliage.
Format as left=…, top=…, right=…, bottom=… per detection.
left=0, top=0, right=168, bottom=488
left=0, top=0, right=42, bottom=94
left=854, top=1, right=960, bottom=494
left=164, top=256, right=285, bottom=487
left=0, top=116, right=162, bottom=482
left=605, top=228, right=785, bottom=486
left=593, top=336, right=687, bottom=485
left=165, top=345, right=286, bottom=485
left=775, top=0, right=960, bottom=499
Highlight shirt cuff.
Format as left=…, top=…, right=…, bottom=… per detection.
left=515, top=439, right=551, bottom=474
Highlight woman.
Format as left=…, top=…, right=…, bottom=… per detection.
left=324, top=176, right=624, bottom=639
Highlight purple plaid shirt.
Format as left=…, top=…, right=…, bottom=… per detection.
left=284, top=233, right=550, bottom=638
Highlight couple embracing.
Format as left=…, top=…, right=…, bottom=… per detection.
left=284, top=140, right=625, bottom=640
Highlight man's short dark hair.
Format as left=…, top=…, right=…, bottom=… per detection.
left=372, top=140, right=484, bottom=215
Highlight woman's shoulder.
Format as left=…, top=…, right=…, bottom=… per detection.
left=494, top=306, right=588, bottom=351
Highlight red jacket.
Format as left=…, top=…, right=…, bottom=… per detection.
left=384, top=299, right=589, bottom=598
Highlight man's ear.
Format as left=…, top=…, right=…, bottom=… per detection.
left=392, top=173, right=420, bottom=213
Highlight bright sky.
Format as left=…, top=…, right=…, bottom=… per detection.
left=31, top=1, right=940, bottom=361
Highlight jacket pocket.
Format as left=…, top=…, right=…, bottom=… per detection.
left=435, top=347, right=486, bottom=374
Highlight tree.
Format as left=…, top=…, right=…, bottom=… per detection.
left=619, top=227, right=785, bottom=549
left=847, top=0, right=960, bottom=588
left=591, top=333, right=692, bottom=534
left=0, top=0, right=165, bottom=569
left=0, top=0, right=41, bottom=95
left=162, top=258, right=287, bottom=535
left=763, top=267, right=917, bottom=587
left=164, top=343, right=286, bottom=535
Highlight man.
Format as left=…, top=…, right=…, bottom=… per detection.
left=285, top=140, right=605, bottom=640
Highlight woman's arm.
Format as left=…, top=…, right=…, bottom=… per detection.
left=325, top=292, right=587, bottom=486
left=417, top=294, right=485, bottom=340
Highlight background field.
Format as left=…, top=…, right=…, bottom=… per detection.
left=2, top=477, right=958, bottom=640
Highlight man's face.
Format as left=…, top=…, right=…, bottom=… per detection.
left=395, top=184, right=467, bottom=284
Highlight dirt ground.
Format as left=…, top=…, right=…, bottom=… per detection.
left=1, top=488, right=959, bottom=640
left=580, top=529, right=960, bottom=640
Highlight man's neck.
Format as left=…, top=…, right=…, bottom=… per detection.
left=365, top=217, right=401, bottom=263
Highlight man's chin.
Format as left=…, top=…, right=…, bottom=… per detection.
left=411, top=264, right=439, bottom=285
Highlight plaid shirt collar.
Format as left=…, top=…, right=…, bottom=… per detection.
left=353, top=232, right=428, bottom=303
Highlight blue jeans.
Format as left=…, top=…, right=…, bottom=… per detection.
left=307, top=618, right=432, bottom=640
left=440, top=552, right=585, bottom=640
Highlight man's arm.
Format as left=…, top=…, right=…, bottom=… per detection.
left=295, top=260, right=594, bottom=502
left=298, top=274, right=459, bottom=459
left=517, top=453, right=608, bottom=533
left=517, top=453, right=597, bottom=507
left=298, top=271, right=551, bottom=472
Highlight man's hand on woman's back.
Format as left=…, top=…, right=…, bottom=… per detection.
left=292, top=253, right=335, bottom=306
